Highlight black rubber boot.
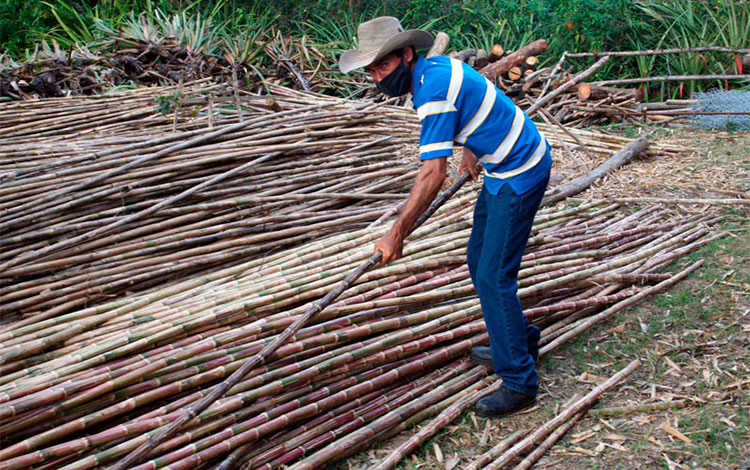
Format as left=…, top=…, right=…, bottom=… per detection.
left=470, top=342, right=539, bottom=367
left=475, top=385, right=537, bottom=417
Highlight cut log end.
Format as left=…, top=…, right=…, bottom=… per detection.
left=490, top=44, right=505, bottom=61
left=578, top=83, right=591, bottom=100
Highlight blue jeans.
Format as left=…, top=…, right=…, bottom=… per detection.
left=467, top=176, right=549, bottom=396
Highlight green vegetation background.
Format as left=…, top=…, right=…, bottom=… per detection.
left=2, top=0, right=748, bottom=96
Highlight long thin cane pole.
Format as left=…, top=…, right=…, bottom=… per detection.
left=111, top=171, right=473, bottom=470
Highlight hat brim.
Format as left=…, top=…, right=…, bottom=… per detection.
left=339, top=30, right=434, bottom=73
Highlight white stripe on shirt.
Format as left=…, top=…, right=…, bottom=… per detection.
left=420, top=141, right=454, bottom=154
left=483, top=137, right=548, bottom=180
left=447, top=59, right=463, bottom=104
left=479, top=106, right=525, bottom=164
left=455, top=77, right=496, bottom=144
left=416, top=100, right=457, bottom=120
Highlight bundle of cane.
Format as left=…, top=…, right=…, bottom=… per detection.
left=0, top=189, right=721, bottom=470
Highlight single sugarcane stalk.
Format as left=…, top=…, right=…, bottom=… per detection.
left=612, top=196, right=750, bottom=206
left=512, top=411, right=585, bottom=470
left=590, top=400, right=688, bottom=417
left=334, top=267, right=454, bottom=306
left=594, top=74, right=749, bottom=86
left=483, top=359, right=641, bottom=469
left=109, top=172, right=473, bottom=470
left=526, top=94, right=591, bottom=162
left=567, top=46, right=750, bottom=57
left=371, top=377, right=503, bottom=470
left=583, top=272, right=671, bottom=285
left=518, top=257, right=594, bottom=278
left=524, top=288, right=638, bottom=319
left=538, top=51, right=567, bottom=98
left=465, top=429, right=529, bottom=470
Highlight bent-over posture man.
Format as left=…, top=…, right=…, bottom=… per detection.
left=339, top=16, right=552, bottom=416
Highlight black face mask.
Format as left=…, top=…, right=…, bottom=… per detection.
left=375, top=57, right=412, bottom=97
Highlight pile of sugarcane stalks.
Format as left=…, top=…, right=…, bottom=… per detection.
left=0, top=82, right=422, bottom=322
left=0, top=80, right=722, bottom=469
left=0, top=78, right=694, bottom=325
left=0, top=182, right=723, bottom=469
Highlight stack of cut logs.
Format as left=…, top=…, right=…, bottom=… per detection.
left=447, top=40, right=647, bottom=127
left=448, top=41, right=750, bottom=127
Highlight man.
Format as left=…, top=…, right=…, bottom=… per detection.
left=339, top=17, right=552, bottom=417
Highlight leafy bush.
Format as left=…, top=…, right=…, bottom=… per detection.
left=0, top=1, right=57, bottom=55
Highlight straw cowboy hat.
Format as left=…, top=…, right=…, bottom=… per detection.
left=339, top=17, right=433, bottom=73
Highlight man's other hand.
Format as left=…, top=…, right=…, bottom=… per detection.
left=459, top=147, right=479, bottom=180
left=374, top=231, right=404, bottom=265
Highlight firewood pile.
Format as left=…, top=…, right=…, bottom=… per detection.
left=0, top=33, right=357, bottom=100
left=0, top=82, right=727, bottom=470
left=0, top=39, right=240, bottom=100
left=440, top=40, right=646, bottom=127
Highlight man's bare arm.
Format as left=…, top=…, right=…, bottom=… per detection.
left=374, top=157, right=447, bottom=264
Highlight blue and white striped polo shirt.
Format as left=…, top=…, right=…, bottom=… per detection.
left=412, top=55, right=552, bottom=196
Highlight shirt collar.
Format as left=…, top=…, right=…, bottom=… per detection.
left=411, top=55, right=427, bottom=109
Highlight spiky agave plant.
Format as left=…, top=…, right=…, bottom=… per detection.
left=152, top=3, right=227, bottom=56
left=220, top=5, right=279, bottom=66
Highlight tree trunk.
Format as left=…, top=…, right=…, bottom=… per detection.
left=508, top=66, right=523, bottom=81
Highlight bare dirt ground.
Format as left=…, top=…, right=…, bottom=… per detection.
left=344, top=126, right=750, bottom=470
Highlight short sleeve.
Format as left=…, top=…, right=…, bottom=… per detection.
left=417, top=98, right=458, bottom=160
